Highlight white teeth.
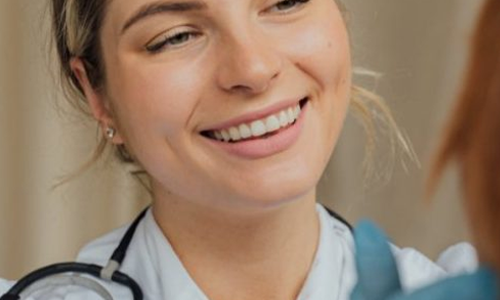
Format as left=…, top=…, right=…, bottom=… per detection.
left=287, top=107, right=295, bottom=123
left=294, top=106, right=301, bottom=118
left=250, top=120, right=266, bottom=137
left=239, top=124, right=252, bottom=139
left=211, top=103, right=303, bottom=142
left=214, top=131, right=223, bottom=140
left=221, top=130, right=231, bottom=142
left=279, top=111, right=288, bottom=127
left=229, top=127, right=241, bottom=141
left=265, top=115, right=280, bottom=132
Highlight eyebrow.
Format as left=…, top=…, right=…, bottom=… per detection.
left=121, top=0, right=208, bottom=34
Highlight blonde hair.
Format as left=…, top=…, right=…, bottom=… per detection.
left=351, top=85, right=415, bottom=181
left=51, top=0, right=415, bottom=181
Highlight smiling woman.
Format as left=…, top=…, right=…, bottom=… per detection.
left=0, top=0, right=474, bottom=299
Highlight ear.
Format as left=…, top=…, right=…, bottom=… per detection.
left=70, top=58, right=124, bottom=144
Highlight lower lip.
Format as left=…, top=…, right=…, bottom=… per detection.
left=204, top=102, right=308, bottom=159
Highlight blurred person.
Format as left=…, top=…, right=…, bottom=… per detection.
left=351, top=0, right=500, bottom=299
left=0, top=0, right=476, bottom=299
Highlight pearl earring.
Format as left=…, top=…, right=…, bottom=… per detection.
left=105, top=127, right=116, bottom=139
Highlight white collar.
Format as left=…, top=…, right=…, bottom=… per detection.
left=297, top=205, right=356, bottom=300
left=78, top=204, right=356, bottom=300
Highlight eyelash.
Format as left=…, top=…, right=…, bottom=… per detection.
left=145, top=29, right=201, bottom=53
left=144, top=0, right=311, bottom=54
left=268, top=0, right=311, bottom=14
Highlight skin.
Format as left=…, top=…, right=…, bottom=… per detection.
left=71, top=0, right=351, bottom=298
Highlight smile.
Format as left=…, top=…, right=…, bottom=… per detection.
left=202, top=98, right=308, bottom=143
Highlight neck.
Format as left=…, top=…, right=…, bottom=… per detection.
left=152, top=190, right=320, bottom=300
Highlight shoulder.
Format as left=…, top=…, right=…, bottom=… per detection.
left=436, top=242, right=478, bottom=274
left=76, top=224, right=130, bottom=265
left=0, top=279, right=15, bottom=295
left=319, top=206, right=478, bottom=292
left=317, top=204, right=354, bottom=243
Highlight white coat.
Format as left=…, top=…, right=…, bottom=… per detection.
left=0, top=205, right=477, bottom=299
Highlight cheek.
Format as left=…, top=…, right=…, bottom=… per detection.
left=107, top=58, right=208, bottom=142
left=300, top=23, right=350, bottom=90
left=285, top=13, right=351, bottom=121
left=277, top=8, right=351, bottom=96
left=289, top=12, right=351, bottom=158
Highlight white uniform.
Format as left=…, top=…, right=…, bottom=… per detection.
left=0, top=205, right=477, bottom=299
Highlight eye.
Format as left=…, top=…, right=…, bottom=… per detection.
left=267, top=0, right=311, bottom=14
left=145, top=28, right=202, bottom=53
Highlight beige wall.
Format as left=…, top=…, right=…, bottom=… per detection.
left=0, top=1, right=150, bottom=278
left=0, top=0, right=484, bottom=279
left=319, top=0, right=484, bottom=255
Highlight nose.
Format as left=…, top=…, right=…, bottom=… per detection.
left=216, top=30, right=283, bottom=95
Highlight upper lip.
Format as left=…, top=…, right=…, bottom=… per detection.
left=200, top=97, right=307, bottom=132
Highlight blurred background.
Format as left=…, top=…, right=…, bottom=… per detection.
left=0, top=0, right=484, bottom=278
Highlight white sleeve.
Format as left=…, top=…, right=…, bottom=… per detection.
left=436, top=242, right=478, bottom=274
left=0, top=279, right=15, bottom=294
left=391, top=242, right=478, bottom=292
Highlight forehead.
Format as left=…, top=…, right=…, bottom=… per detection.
left=107, top=0, right=248, bottom=23
left=101, top=0, right=345, bottom=48
left=104, top=0, right=251, bottom=36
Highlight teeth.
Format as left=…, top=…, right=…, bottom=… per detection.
left=229, top=127, right=241, bottom=141
left=265, top=115, right=281, bottom=132
left=239, top=124, right=252, bottom=139
left=250, top=120, right=266, bottom=137
left=211, top=103, right=303, bottom=142
left=221, top=130, right=231, bottom=142
left=214, top=131, right=223, bottom=140
left=279, top=111, right=288, bottom=127
left=287, top=107, right=294, bottom=122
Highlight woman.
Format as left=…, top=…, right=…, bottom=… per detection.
left=0, top=0, right=473, bottom=299
left=351, top=0, right=500, bottom=298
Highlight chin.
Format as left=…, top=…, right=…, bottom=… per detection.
left=224, top=165, right=321, bottom=211
left=228, top=144, right=332, bottom=211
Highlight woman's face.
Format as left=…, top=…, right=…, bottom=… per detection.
left=95, top=0, right=351, bottom=211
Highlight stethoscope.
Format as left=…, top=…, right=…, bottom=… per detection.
left=0, top=206, right=351, bottom=300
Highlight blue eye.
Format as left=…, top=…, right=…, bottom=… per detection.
left=271, top=0, right=311, bottom=12
left=145, top=30, right=201, bottom=53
